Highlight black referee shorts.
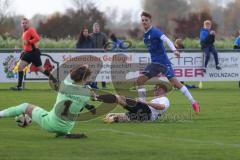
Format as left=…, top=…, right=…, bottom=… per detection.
left=21, top=48, right=42, bottom=67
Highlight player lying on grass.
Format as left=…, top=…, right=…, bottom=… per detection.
left=95, top=81, right=172, bottom=123
left=0, top=65, right=96, bottom=138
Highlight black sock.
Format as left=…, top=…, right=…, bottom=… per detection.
left=43, top=70, right=50, bottom=77
left=17, top=71, right=24, bottom=87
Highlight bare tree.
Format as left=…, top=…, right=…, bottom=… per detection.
left=187, top=0, right=211, bottom=12
left=37, top=2, right=107, bottom=39
left=71, top=0, right=94, bottom=10
left=143, top=0, right=189, bottom=33
left=224, top=0, right=240, bottom=35
left=0, top=0, right=11, bottom=24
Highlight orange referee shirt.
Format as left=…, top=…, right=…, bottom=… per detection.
left=22, top=27, right=40, bottom=52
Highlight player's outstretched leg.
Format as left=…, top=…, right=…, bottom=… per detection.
left=37, top=66, right=59, bottom=90
left=96, top=94, right=136, bottom=107
left=136, top=75, right=150, bottom=102
left=169, top=77, right=200, bottom=113
left=0, top=103, right=31, bottom=118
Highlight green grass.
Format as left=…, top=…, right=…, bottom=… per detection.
left=0, top=82, right=240, bottom=160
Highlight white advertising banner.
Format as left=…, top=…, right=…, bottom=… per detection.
left=0, top=51, right=239, bottom=82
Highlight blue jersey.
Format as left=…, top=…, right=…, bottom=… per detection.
left=200, top=28, right=210, bottom=42
left=234, top=36, right=240, bottom=47
left=199, top=28, right=215, bottom=48
left=144, top=27, right=169, bottom=64
left=143, top=27, right=175, bottom=79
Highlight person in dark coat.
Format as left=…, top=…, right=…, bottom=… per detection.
left=76, top=27, right=93, bottom=49
left=90, top=22, right=108, bottom=89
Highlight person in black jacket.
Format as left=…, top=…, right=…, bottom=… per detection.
left=199, top=20, right=221, bottom=73
left=76, top=27, right=95, bottom=89
left=76, top=27, right=93, bottom=49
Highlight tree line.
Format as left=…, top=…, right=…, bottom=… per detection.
left=0, top=0, right=239, bottom=40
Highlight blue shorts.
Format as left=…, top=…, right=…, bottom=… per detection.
left=142, top=63, right=175, bottom=79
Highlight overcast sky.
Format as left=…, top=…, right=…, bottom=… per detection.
left=12, top=0, right=143, bottom=18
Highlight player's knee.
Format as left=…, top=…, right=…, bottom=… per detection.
left=170, top=79, right=182, bottom=89
left=173, top=82, right=182, bottom=89
left=18, top=66, right=24, bottom=71
left=136, top=78, right=144, bottom=86
left=23, top=103, right=35, bottom=117
left=137, top=75, right=150, bottom=86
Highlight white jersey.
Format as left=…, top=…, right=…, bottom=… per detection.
left=148, top=97, right=170, bottom=121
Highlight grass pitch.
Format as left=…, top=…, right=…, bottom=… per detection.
left=0, top=82, right=240, bottom=160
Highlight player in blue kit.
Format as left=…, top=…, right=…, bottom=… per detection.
left=137, top=11, right=200, bottom=113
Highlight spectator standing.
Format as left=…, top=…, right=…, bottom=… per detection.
left=76, top=27, right=93, bottom=49
left=200, top=20, right=221, bottom=73
left=90, top=22, right=108, bottom=89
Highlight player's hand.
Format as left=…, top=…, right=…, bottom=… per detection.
left=174, top=50, right=180, bottom=58
left=136, top=98, right=146, bottom=104
left=210, top=30, right=215, bottom=35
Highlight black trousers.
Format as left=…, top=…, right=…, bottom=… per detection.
left=124, top=100, right=151, bottom=121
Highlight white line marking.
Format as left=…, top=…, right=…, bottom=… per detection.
left=90, top=128, right=240, bottom=148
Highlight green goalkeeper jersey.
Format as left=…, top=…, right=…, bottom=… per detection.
left=35, top=76, right=91, bottom=134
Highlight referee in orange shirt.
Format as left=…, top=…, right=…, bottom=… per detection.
left=11, top=18, right=57, bottom=90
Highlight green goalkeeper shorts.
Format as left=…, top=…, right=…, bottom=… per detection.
left=32, top=107, right=74, bottom=134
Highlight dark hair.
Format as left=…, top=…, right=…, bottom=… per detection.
left=77, top=27, right=90, bottom=44
left=22, top=17, right=29, bottom=21
left=110, top=33, right=117, bottom=42
left=70, top=65, right=91, bottom=82
left=141, top=11, right=152, bottom=19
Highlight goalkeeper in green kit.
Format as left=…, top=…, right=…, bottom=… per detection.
left=0, top=65, right=95, bottom=138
